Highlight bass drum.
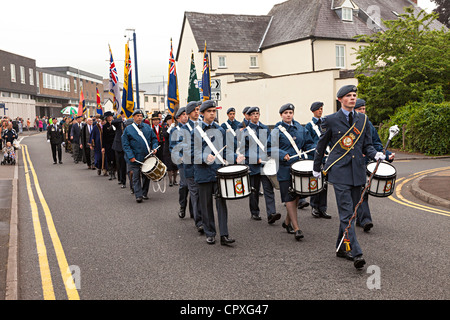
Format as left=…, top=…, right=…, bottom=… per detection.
left=366, top=161, right=397, bottom=197
left=217, top=165, right=251, bottom=200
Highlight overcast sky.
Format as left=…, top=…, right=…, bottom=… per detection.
left=0, top=0, right=437, bottom=83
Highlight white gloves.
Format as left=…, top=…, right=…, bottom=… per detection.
left=312, top=170, right=321, bottom=178
left=375, top=152, right=386, bottom=161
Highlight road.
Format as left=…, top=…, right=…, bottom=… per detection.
left=16, top=132, right=449, bottom=301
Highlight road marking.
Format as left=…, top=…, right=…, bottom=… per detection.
left=22, top=144, right=80, bottom=300
left=22, top=145, right=55, bottom=300
left=389, top=166, right=450, bottom=217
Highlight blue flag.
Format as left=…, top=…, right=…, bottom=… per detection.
left=201, top=41, right=211, bottom=101
left=167, top=39, right=179, bottom=116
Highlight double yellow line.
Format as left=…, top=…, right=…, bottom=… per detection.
left=389, top=166, right=450, bottom=217
left=22, top=144, right=80, bottom=300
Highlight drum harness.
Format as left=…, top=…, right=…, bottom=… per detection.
left=195, top=125, right=227, bottom=165
left=336, top=124, right=400, bottom=253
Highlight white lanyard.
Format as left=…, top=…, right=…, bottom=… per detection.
left=195, top=125, right=226, bottom=165
left=225, top=122, right=236, bottom=137
left=132, top=123, right=151, bottom=155
left=247, top=126, right=265, bottom=153
left=278, top=125, right=302, bottom=158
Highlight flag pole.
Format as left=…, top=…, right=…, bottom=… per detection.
left=132, top=30, right=140, bottom=109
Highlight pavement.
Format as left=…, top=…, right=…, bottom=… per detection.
left=0, top=137, right=448, bottom=300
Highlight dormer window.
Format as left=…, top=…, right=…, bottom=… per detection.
left=342, top=7, right=353, bottom=21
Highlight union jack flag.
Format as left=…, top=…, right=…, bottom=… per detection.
left=108, top=44, right=121, bottom=113
left=201, top=41, right=211, bottom=101
left=167, top=39, right=179, bottom=116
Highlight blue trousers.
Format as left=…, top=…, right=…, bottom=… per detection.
left=356, top=188, right=372, bottom=226
left=332, top=183, right=364, bottom=257
left=128, top=162, right=150, bottom=199
left=249, top=174, right=276, bottom=218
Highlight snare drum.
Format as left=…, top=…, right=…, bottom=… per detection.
left=290, top=160, right=324, bottom=196
left=141, top=156, right=167, bottom=182
left=217, top=165, right=251, bottom=200
left=366, top=161, right=396, bottom=197
left=262, top=158, right=280, bottom=190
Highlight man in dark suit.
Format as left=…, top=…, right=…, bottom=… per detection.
left=70, top=116, right=83, bottom=163
left=112, top=115, right=128, bottom=188
left=47, top=116, right=64, bottom=164
left=313, top=85, right=386, bottom=269
left=80, top=117, right=94, bottom=169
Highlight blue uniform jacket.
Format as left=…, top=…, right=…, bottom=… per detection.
left=121, top=122, right=158, bottom=164
left=269, top=120, right=315, bottom=182
left=180, top=119, right=197, bottom=178
left=368, top=120, right=392, bottom=164
left=169, top=122, right=187, bottom=169
left=221, top=119, right=240, bottom=152
left=313, top=109, right=377, bottom=186
left=192, top=121, right=233, bottom=184
left=240, top=122, right=271, bottom=175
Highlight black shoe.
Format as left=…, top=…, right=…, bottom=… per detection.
left=169, top=182, right=173, bottom=187
left=319, top=210, right=332, bottom=219
left=251, top=214, right=262, bottom=221
left=353, top=255, right=366, bottom=269
left=363, top=222, right=373, bottom=232
left=282, top=221, right=295, bottom=234
left=197, top=225, right=204, bottom=234
left=136, top=197, right=143, bottom=203
left=206, top=236, right=215, bottom=245
left=336, top=249, right=354, bottom=261
left=298, top=201, right=309, bottom=209
left=173, top=181, right=178, bottom=186
left=74, top=161, right=78, bottom=164
left=121, top=184, right=126, bottom=189
left=59, top=161, right=63, bottom=164
left=268, top=213, right=281, bottom=224
left=53, top=162, right=57, bottom=165
left=294, top=229, right=304, bottom=240
left=142, top=195, right=149, bottom=200
left=97, top=169, right=101, bottom=176
left=108, top=173, right=113, bottom=180
left=178, top=207, right=186, bottom=219
left=220, top=235, right=235, bottom=246
left=311, top=208, right=321, bottom=218
left=130, top=188, right=134, bottom=194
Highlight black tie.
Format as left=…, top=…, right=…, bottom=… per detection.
left=348, top=112, right=353, bottom=126
left=317, top=119, right=322, bottom=126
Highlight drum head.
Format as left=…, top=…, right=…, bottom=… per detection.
left=291, top=160, right=314, bottom=173
left=217, top=165, right=248, bottom=174
left=142, top=157, right=157, bottom=172
left=262, top=159, right=277, bottom=175
left=367, top=161, right=396, bottom=177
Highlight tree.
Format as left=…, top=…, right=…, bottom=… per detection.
left=432, top=0, right=450, bottom=28
left=353, top=7, right=450, bottom=124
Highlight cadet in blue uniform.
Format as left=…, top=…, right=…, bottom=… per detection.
left=270, top=103, right=315, bottom=241
left=221, top=107, right=240, bottom=153
left=181, top=101, right=203, bottom=232
left=193, top=100, right=245, bottom=245
left=354, top=99, right=395, bottom=232
left=304, top=102, right=331, bottom=219
left=121, top=109, right=159, bottom=203
left=240, top=106, right=280, bottom=224
left=313, top=85, right=386, bottom=269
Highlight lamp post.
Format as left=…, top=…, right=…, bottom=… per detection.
left=125, top=28, right=140, bottom=109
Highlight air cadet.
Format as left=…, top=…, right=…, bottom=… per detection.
left=304, top=102, right=331, bottom=219
left=270, top=103, right=315, bottom=241
left=240, top=106, right=280, bottom=224
left=354, top=99, right=395, bottom=232
left=313, top=85, right=386, bottom=269
left=221, top=107, right=240, bottom=153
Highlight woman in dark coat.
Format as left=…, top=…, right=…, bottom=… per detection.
left=162, top=114, right=178, bottom=186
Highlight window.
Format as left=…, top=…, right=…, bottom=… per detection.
left=10, top=64, right=16, bottom=82
left=342, top=7, right=353, bottom=21
left=74, top=79, right=77, bottom=93
left=29, top=68, right=34, bottom=85
left=250, top=56, right=258, bottom=68
left=153, top=97, right=157, bottom=103
left=218, top=56, right=227, bottom=68
left=336, top=45, right=346, bottom=68
left=20, top=66, right=26, bottom=84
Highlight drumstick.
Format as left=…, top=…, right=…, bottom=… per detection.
left=289, top=148, right=316, bottom=160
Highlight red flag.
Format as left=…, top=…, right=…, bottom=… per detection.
left=77, top=88, right=85, bottom=117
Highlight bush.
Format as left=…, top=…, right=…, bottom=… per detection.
left=378, top=101, right=450, bottom=156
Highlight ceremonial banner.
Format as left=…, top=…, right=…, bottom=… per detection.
left=96, top=87, right=103, bottom=115
left=167, top=39, right=179, bottom=116
left=201, top=41, right=211, bottom=101
left=188, top=51, right=200, bottom=102
left=108, top=44, right=121, bottom=113
left=121, top=41, right=134, bottom=119
left=78, top=88, right=85, bottom=117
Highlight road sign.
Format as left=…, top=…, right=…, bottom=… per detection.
left=211, top=79, right=221, bottom=101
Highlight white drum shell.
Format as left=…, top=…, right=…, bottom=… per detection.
left=366, top=161, right=397, bottom=197
left=291, top=160, right=324, bottom=196
left=217, top=165, right=251, bottom=200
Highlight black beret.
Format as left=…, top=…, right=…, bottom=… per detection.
left=354, top=99, right=366, bottom=109
left=75, top=115, right=83, bottom=119
left=310, top=102, right=324, bottom=112
left=186, top=101, right=198, bottom=115
left=227, top=107, right=236, bottom=114
left=175, top=107, right=186, bottom=119
left=165, top=114, right=172, bottom=121
left=200, top=100, right=216, bottom=112
left=104, top=111, right=114, bottom=118
left=132, top=109, right=145, bottom=117
left=242, top=106, right=250, bottom=114
left=246, top=106, right=260, bottom=115
left=279, top=103, right=295, bottom=114
left=337, top=85, right=357, bottom=98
